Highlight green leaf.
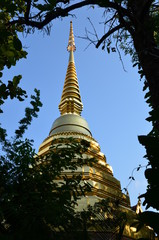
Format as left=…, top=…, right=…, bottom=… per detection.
left=111, top=47, right=116, bottom=52
left=13, top=75, right=22, bottom=87
left=47, top=0, right=56, bottom=6
left=0, top=83, right=6, bottom=95
left=144, top=91, right=151, bottom=99
left=35, top=3, right=52, bottom=11
left=132, top=62, right=138, bottom=68
left=13, top=36, right=22, bottom=51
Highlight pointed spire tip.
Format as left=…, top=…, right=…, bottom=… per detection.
left=67, top=21, right=76, bottom=52
left=59, top=22, right=83, bottom=116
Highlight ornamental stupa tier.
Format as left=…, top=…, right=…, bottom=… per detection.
left=38, top=21, right=130, bottom=210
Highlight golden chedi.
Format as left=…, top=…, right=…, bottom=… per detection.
left=38, top=22, right=154, bottom=239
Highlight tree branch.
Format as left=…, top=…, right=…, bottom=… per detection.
left=96, top=24, right=122, bottom=49
left=24, top=0, right=31, bottom=22
left=9, top=0, right=97, bottom=28
left=8, top=0, right=131, bottom=30
left=55, top=0, right=70, bottom=3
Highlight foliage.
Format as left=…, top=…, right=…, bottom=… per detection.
left=131, top=211, right=159, bottom=235
left=75, top=198, right=152, bottom=240
left=0, top=133, right=94, bottom=239
left=0, top=77, right=94, bottom=239
left=139, top=133, right=159, bottom=211
left=0, top=88, right=42, bottom=144
left=0, top=65, right=95, bottom=239
left=137, top=100, right=159, bottom=234
left=0, top=1, right=28, bottom=112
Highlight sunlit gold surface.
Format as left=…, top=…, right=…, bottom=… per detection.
left=38, top=20, right=130, bottom=209
left=37, top=21, right=154, bottom=239
left=38, top=132, right=130, bottom=209
left=59, top=21, right=83, bottom=115
left=67, top=21, right=76, bottom=52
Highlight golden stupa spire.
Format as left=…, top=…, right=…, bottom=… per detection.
left=58, top=21, right=83, bottom=115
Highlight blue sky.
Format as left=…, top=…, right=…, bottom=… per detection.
left=1, top=6, right=151, bottom=207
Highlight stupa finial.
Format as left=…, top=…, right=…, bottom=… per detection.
left=58, top=21, right=83, bottom=115
left=67, top=21, right=76, bottom=52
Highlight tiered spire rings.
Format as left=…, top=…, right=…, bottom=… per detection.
left=58, top=21, right=83, bottom=115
